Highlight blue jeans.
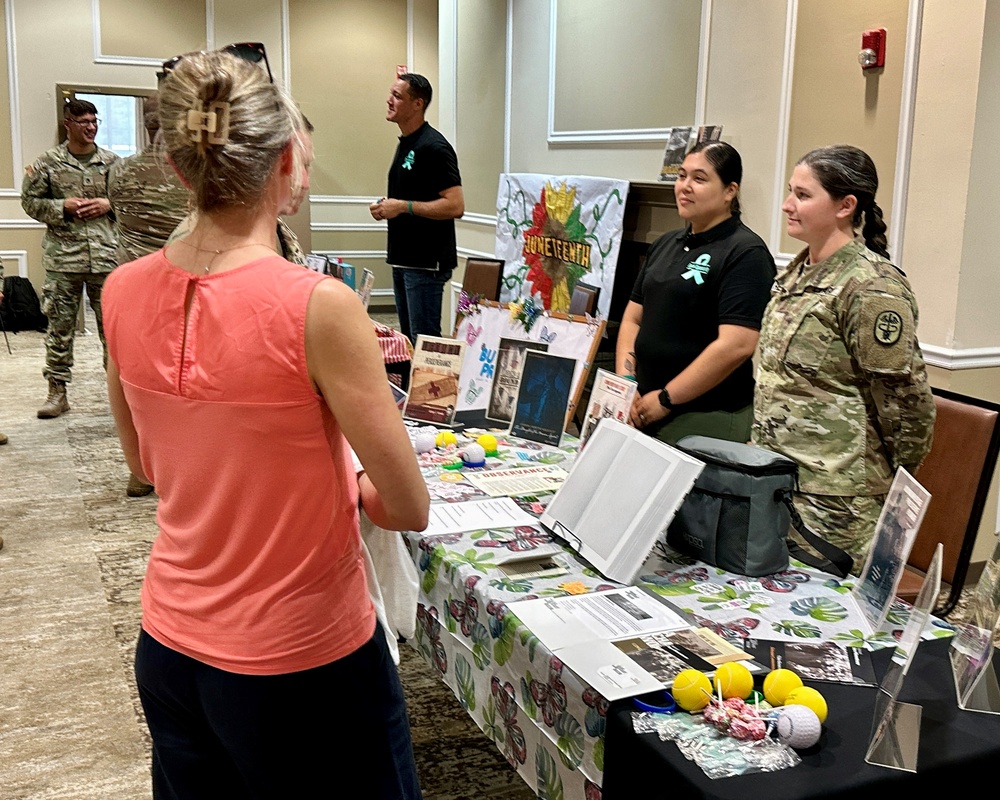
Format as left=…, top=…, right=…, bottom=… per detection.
left=392, top=266, right=453, bottom=343
left=135, top=628, right=422, bottom=800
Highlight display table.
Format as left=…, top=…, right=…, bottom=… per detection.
left=403, top=430, right=960, bottom=800
left=602, top=638, right=1000, bottom=799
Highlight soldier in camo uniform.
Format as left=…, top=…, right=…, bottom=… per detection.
left=108, top=93, right=190, bottom=497
left=21, top=99, right=119, bottom=419
left=109, top=94, right=190, bottom=264
left=753, top=145, right=935, bottom=572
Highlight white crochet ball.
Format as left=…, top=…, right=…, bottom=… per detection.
left=775, top=704, right=822, bottom=749
left=462, top=443, right=486, bottom=464
left=414, top=432, right=437, bottom=453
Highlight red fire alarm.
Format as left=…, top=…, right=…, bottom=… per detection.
left=859, top=28, right=886, bottom=71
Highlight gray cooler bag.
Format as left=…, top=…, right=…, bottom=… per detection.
left=666, top=435, right=852, bottom=578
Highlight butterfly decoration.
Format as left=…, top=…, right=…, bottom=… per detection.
left=509, top=296, right=543, bottom=334
left=731, top=569, right=810, bottom=594
left=465, top=322, right=483, bottom=345
left=491, top=676, right=528, bottom=767
left=456, top=290, right=486, bottom=321
left=690, top=612, right=760, bottom=640
left=465, top=383, right=483, bottom=404
left=474, top=525, right=552, bottom=553
left=584, top=311, right=601, bottom=336
left=447, top=576, right=482, bottom=638
left=528, top=655, right=568, bottom=727
left=539, top=325, right=557, bottom=344
left=416, top=604, right=448, bottom=675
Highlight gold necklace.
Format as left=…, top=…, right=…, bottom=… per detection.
left=174, top=239, right=275, bottom=274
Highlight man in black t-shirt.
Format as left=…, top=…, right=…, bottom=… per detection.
left=370, top=74, right=464, bottom=342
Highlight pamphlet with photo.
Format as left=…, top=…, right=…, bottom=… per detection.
left=579, top=369, right=637, bottom=449
left=404, top=336, right=466, bottom=426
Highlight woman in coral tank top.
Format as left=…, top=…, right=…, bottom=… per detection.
left=103, top=47, right=429, bottom=799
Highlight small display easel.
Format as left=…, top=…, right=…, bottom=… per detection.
left=950, top=537, right=1000, bottom=715
left=865, top=543, right=943, bottom=772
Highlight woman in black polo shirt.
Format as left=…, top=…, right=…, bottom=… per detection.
left=615, top=141, right=775, bottom=444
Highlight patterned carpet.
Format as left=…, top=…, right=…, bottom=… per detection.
left=0, top=310, right=533, bottom=799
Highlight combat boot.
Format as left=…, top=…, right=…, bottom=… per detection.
left=37, top=379, right=70, bottom=419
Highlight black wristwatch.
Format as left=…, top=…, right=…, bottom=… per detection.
left=657, top=388, right=673, bottom=411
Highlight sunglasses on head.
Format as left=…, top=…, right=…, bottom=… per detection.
left=158, top=42, right=273, bottom=83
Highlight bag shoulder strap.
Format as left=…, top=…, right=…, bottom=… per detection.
left=779, top=490, right=854, bottom=578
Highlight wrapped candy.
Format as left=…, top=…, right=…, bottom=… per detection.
left=702, top=697, right=767, bottom=741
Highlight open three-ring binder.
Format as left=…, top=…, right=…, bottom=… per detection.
left=540, top=419, right=705, bottom=584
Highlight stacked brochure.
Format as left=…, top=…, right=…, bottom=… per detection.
left=508, top=587, right=697, bottom=700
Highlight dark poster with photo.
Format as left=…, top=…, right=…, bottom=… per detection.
left=510, top=351, right=576, bottom=446
left=487, top=337, right=549, bottom=424
left=742, top=638, right=877, bottom=686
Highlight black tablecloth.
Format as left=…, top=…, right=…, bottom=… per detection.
left=603, top=638, right=1000, bottom=800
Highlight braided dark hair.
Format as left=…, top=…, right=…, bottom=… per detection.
left=797, top=145, right=889, bottom=258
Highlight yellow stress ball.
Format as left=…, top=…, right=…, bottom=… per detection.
left=435, top=431, right=458, bottom=448
left=784, top=686, right=828, bottom=724
left=763, top=668, right=803, bottom=706
left=476, top=433, right=499, bottom=456
left=672, top=669, right=713, bottom=712
left=713, top=661, right=754, bottom=700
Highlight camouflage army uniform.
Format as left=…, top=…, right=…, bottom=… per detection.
left=752, top=238, right=935, bottom=569
left=108, top=143, right=190, bottom=262
left=21, top=142, right=119, bottom=382
left=276, top=218, right=306, bottom=266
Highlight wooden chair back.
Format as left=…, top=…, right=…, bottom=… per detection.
left=898, top=388, right=1000, bottom=616
left=569, top=282, right=600, bottom=316
left=461, top=258, right=505, bottom=301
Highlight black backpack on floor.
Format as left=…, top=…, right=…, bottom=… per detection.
left=1, top=276, right=47, bottom=332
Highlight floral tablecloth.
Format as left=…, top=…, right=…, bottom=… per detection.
left=403, top=428, right=955, bottom=800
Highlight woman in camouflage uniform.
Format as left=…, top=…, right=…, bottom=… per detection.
left=753, top=145, right=935, bottom=571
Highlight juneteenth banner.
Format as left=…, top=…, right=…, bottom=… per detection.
left=495, top=173, right=629, bottom=320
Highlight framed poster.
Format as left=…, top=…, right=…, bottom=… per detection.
left=454, top=301, right=605, bottom=431
left=486, top=337, right=549, bottom=424
left=510, top=351, right=577, bottom=446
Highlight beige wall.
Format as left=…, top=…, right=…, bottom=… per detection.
left=702, top=0, right=787, bottom=252
left=98, top=0, right=207, bottom=59
left=455, top=0, right=506, bottom=217
left=901, top=0, right=985, bottom=350
left=781, top=0, right=908, bottom=255
left=0, top=5, right=13, bottom=189
left=552, top=0, right=700, bottom=134
left=955, top=0, right=1000, bottom=352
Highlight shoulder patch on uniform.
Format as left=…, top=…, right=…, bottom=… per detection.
left=856, top=293, right=914, bottom=373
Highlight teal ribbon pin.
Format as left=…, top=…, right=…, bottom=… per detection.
left=402, top=150, right=415, bottom=170
left=682, top=253, right=711, bottom=284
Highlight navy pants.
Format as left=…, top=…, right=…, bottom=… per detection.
left=392, top=266, right=453, bottom=343
left=135, top=628, right=422, bottom=799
